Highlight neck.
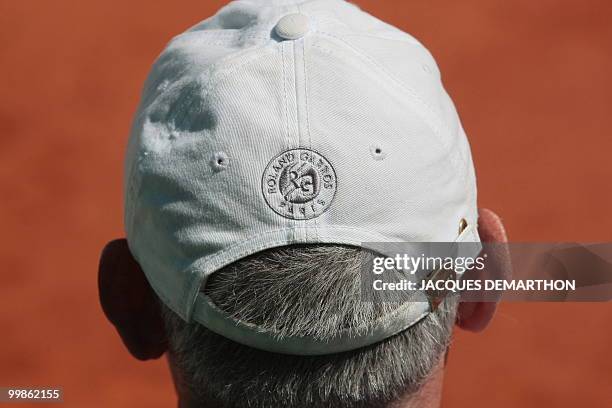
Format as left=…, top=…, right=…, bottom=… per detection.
left=394, top=358, right=445, bottom=408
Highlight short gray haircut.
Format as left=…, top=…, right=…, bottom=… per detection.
left=160, top=245, right=459, bottom=408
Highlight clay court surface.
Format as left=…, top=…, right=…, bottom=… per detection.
left=1, top=0, right=611, bottom=406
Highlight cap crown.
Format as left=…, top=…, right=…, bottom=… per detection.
left=125, top=0, right=479, bottom=352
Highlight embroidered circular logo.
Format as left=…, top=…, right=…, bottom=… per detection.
left=262, top=149, right=337, bottom=220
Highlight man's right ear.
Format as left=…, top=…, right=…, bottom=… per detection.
left=98, top=239, right=168, bottom=360
left=456, top=208, right=510, bottom=332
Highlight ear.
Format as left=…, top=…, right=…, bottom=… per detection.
left=456, top=208, right=509, bottom=332
left=98, top=239, right=168, bottom=360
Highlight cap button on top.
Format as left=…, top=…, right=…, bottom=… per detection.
left=275, top=13, right=310, bottom=40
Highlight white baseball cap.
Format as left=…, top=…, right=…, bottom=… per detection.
left=124, top=0, right=480, bottom=355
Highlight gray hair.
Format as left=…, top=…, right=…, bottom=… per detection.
left=160, top=245, right=459, bottom=408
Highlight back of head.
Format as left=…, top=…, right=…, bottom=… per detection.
left=161, top=245, right=459, bottom=408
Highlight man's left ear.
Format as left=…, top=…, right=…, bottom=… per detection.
left=98, top=239, right=168, bottom=360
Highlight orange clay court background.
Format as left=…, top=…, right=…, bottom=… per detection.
left=1, top=0, right=611, bottom=407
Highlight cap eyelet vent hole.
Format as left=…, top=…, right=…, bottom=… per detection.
left=211, top=152, right=229, bottom=172
left=370, top=145, right=387, bottom=161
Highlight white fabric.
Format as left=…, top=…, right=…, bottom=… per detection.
left=124, top=0, right=480, bottom=354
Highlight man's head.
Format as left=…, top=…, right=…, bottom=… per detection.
left=100, top=0, right=509, bottom=406
left=100, top=210, right=507, bottom=407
